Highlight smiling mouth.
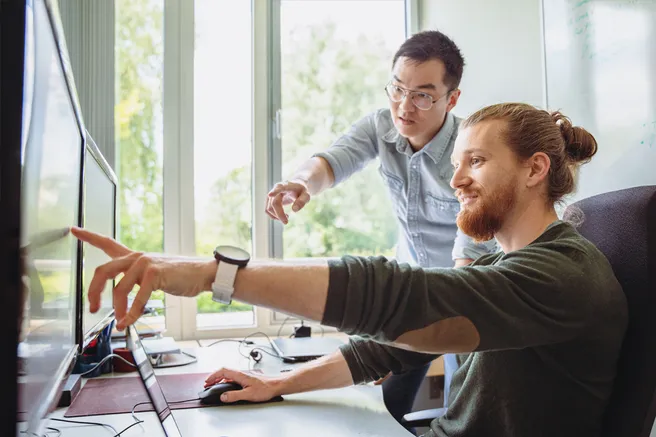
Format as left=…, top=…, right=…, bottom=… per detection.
left=459, top=195, right=479, bottom=205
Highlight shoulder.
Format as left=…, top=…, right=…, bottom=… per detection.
left=369, top=108, right=395, bottom=136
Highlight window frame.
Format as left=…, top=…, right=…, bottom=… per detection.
left=158, top=0, right=414, bottom=340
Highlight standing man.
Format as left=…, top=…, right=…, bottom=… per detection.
left=265, top=30, right=495, bottom=427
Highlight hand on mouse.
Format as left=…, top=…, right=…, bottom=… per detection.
left=204, top=368, right=283, bottom=403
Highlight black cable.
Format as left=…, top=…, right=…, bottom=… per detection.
left=113, top=420, right=143, bottom=437
left=111, top=401, right=149, bottom=437
left=45, top=427, right=61, bottom=437
left=50, top=417, right=118, bottom=435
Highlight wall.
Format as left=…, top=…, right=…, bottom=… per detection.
left=410, top=0, right=546, bottom=422
left=418, top=0, right=545, bottom=118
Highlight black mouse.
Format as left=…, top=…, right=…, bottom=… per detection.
left=198, top=382, right=243, bottom=405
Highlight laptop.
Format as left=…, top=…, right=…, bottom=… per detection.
left=127, top=324, right=183, bottom=437
left=271, top=337, right=344, bottom=363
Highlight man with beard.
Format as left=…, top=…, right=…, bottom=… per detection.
left=265, top=29, right=496, bottom=428
left=74, top=103, right=628, bottom=437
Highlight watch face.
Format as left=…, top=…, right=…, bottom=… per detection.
left=214, top=245, right=250, bottom=265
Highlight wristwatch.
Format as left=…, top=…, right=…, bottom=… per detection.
left=211, top=245, right=250, bottom=305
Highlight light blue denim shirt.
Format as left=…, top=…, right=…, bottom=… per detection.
left=314, top=108, right=496, bottom=268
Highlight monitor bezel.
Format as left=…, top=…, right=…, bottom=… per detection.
left=1, top=0, right=29, bottom=434
left=16, top=0, right=88, bottom=434
left=77, top=131, right=118, bottom=352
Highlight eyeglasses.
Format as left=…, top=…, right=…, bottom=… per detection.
left=384, top=82, right=453, bottom=111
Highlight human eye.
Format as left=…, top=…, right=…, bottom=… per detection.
left=471, top=157, right=484, bottom=166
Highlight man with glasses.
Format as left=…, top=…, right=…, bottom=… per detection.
left=265, top=30, right=495, bottom=430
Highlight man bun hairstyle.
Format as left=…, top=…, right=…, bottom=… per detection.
left=461, top=103, right=598, bottom=203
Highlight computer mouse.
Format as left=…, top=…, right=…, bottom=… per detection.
left=198, top=381, right=243, bottom=405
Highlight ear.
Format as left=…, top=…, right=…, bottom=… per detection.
left=525, top=152, right=551, bottom=188
left=445, top=89, right=461, bottom=113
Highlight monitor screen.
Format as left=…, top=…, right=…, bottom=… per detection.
left=79, top=135, right=117, bottom=349
left=17, top=0, right=85, bottom=433
left=127, top=325, right=183, bottom=437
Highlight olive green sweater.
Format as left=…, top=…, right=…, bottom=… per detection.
left=322, top=221, right=627, bottom=437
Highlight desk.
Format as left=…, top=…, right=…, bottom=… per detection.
left=40, top=339, right=413, bottom=436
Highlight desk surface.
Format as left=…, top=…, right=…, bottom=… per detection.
left=40, top=339, right=413, bottom=437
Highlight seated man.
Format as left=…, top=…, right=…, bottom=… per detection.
left=74, top=102, right=628, bottom=437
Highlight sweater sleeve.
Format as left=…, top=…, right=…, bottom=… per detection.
left=321, top=236, right=597, bottom=353
left=339, top=336, right=438, bottom=384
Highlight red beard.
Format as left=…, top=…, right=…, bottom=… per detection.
left=456, top=179, right=517, bottom=243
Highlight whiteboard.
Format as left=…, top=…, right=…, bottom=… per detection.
left=542, top=0, right=656, bottom=202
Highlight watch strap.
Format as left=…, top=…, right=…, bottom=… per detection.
left=211, top=261, right=239, bottom=304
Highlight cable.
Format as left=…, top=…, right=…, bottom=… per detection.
left=204, top=338, right=254, bottom=348
left=50, top=417, right=118, bottom=435
left=110, top=401, right=149, bottom=437
left=152, top=350, right=198, bottom=369
left=78, top=353, right=136, bottom=377
left=277, top=316, right=293, bottom=338
left=113, top=420, right=143, bottom=437
left=45, top=428, right=61, bottom=437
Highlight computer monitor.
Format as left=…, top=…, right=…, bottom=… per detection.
left=0, top=0, right=29, bottom=433
left=10, top=0, right=87, bottom=434
left=78, top=133, right=117, bottom=350
left=127, top=325, right=183, bottom=437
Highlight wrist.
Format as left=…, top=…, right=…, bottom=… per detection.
left=203, top=259, right=218, bottom=291
left=269, top=374, right=293, bottom=397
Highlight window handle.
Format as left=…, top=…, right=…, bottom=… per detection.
left=275, top=108, right=282, bottom=140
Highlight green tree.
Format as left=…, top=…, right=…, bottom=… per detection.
left=281, top=22, right=398, bottom=257
left=115, top=0, right=164, bottom=253
left=198, top=21, right=398, bottom=260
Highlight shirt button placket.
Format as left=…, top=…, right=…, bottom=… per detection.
left=408, top=156, right=424, bottom=263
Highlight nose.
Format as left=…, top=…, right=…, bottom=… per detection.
left=399, top=93, right=415, bottom=113
left=450, top=164, right=471, bottom=190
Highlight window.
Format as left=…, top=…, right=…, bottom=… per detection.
left=277, top=0, right=405, bottom=260
left=193, top=0, right=254, bottom=330
left=115, top=0, right=411, bottom=339
left=115, top=0, right=165, bottom=331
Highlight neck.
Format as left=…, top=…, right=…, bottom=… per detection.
left=407, top=114, right=447, bottom=152
left=494, top=197, right=559, bottom=253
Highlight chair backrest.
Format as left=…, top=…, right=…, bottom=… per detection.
left=564, top=185, right=656, bottom=437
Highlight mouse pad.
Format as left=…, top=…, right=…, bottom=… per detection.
left=64, top=372, right=283, bottom=417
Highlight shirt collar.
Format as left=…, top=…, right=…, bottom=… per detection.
left=382, top=112, right=457, bottom=163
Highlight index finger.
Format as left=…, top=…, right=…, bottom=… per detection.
left=71, top=226, right=132, bottom=258
left=204, top=368, right=251, bottom=388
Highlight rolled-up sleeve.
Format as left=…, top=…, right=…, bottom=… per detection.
left=313, top=111, right=380, bottom=186
left=340, top=336, right=438, bottom=384
left=452, top=227, right=498, bottom=261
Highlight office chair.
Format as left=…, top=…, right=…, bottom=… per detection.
left=402, top=185, right=656, bottom=436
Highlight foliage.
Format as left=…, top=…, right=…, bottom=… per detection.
left=116, top=7, right=398, bottom=315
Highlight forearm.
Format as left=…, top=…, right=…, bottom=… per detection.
left=272, top=350, right=353, bottom=396
left=226, top=260, right=330, bottom=322
left=290, top=157, right=335, bottom=196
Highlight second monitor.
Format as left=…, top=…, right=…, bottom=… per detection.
left=77, top=132, right=117, bottom=351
